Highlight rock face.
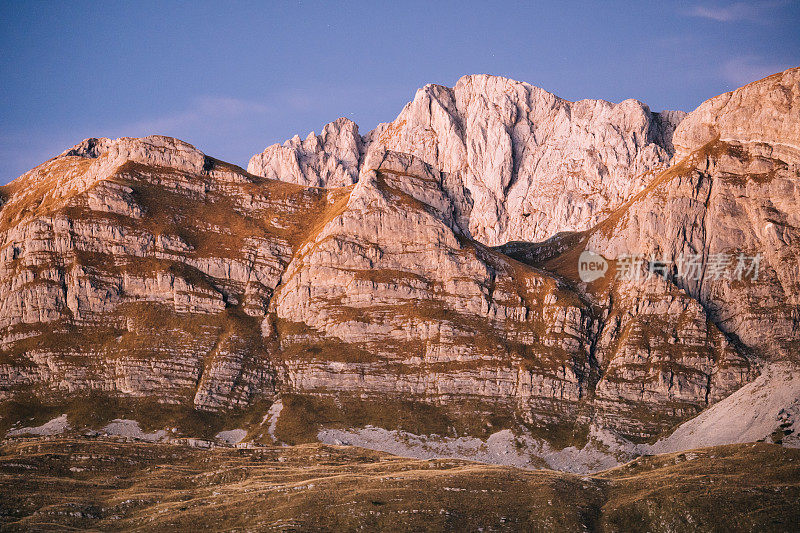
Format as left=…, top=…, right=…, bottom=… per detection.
left=248, top=117, right=364, bottom=188
left=249, top=74, right=686, bottom=245
left=585, top=139, right=800, bottom=362
left=586, top=67, right=800, bottom=362
left=503, top=68, right=800, bottom=437
left=1, top=69, right=798, bottom=470
left=269, top=146, right=598, bottom=436
left=0, top=135, right=325, bottom=411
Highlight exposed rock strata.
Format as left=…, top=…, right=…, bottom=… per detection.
left=586, top=68, right=800, bottom=361
left=0, top=139, right=752, bottom=445
left=1, top=69, right=798, bottom=468
left=0, top=135, right=324, bottom=411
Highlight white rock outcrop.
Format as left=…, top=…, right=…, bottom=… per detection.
left=248, top=117, right=364, bottom=187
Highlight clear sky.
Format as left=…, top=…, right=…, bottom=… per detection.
left=1, top=1, right=798, bottom=183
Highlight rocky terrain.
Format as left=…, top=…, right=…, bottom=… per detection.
left=0, top=68, right=798, bottom=483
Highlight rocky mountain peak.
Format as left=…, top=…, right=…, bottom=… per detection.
left=247, top=117, right=363, bottom=188
left=250, top=73, right=686, bottom=245
left=62, top=137, right=115, bottom=159
left=59, top=135, right=208, bottom=172
left=0, top=135, right=248, bottom=235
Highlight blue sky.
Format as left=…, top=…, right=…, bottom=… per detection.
left=1, top=1, right=798, bottom=183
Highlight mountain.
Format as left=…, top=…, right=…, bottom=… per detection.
left=1, top=68, right=798, bottom=479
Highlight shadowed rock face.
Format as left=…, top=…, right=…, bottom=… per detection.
left=0, top=69, right=798, bottom=468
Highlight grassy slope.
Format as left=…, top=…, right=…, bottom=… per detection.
left=0, top=438, right=797, bottom=532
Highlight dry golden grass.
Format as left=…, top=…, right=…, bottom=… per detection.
left=0, top=438, right=797, bottom=532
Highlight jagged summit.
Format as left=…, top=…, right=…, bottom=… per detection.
left=250, top=73, right=687, bottom=245
left=248, top=116, right=363, bottom=188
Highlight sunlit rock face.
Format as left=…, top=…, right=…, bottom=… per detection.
left=250, top=74, right=686, bottom=245
left=672, top=67, right=800, bottom=160
left=587, top=67, right=800, bottom=362
left=0, top=135, right=316, bottom=411
left=248, top=117, right=364, bottom=188
left=1, top=68, right=798, bottom=468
